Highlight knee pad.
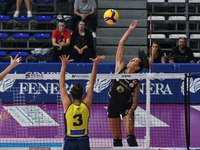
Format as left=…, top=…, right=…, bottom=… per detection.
left=113, top=139, right=123, bottom=147
left=127, top=135, right=138, bottom=147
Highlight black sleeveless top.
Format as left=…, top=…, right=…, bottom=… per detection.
left=108, top=67, right=139, bottom=102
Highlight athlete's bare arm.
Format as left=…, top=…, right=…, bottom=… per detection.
left=59, top=55, right=74, bottom=113
left=83, top=56, right=105, bottom=109
left=115, top=20, right=138, bottom=74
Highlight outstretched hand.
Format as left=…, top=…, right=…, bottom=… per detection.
left=10, top=54, right=22, bottom=69
left=60, top=55, right=74, bottom=65
left=90, top=55, right=105, bottom=64
left=0, top=109, right=11, bottom=120
left=129, top=20, right=138, bottom=31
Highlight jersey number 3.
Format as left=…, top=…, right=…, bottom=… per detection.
left=73, top=114, right=83, bottom=126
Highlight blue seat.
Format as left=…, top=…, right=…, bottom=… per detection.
left=12, top=33, right=30, bottom=38
left=14, top=16, right=31, bottom=20
left=0, top=15, right=10, bottom=20
left=34, top=16, right=52, bottom=20
left=33, top=33, right=51, bottom=38
left=32, top=54, right=50, bottom=57
left=10, top=52, right=28, bottom=57
left=35, top=0, right=53, bottom=2
left=0, top=51, right=7, bottom=56
left=0, top=0, right=5, bottom=2
left=0, top=33, right=8, bottom=38
left=30, top=53, right=50, bottom=62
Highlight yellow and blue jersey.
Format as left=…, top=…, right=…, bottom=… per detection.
left=64, top=103, right=90, bottom=137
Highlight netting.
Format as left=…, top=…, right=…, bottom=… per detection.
left=0, top=73, right=188, bottom=150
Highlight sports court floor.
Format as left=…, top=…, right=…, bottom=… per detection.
left=0, top=103, right=199, bottom=149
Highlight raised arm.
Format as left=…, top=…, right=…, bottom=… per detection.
left=115, top=20, right=138, bottom=73
left=59, top=55, right=74, bottom=113
left=83, top=56, right=105, bottom=109
left=0, top=54, right=21, bottom=81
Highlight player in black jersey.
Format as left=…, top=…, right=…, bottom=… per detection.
left=59, top=55, right=104, bottom=150
left=107, top=20, right=149, bottom=147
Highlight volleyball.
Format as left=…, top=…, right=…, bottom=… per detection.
left=103, top=9, right=119, bottom=25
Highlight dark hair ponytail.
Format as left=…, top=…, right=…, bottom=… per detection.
left=71, top=82, right=83, bottom=100
left=135, top=49, right=149, bottom=73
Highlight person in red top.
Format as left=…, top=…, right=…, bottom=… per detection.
left=52, top=20, right=71, bottom=62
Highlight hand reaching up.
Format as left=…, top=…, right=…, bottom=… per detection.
left=129, top=20, right=138, bottom=31
left=10, top=54, right=22, bottom=69
left=59, top=55, right=74, bottom=65
left=90, top=55, right=105, bottom=64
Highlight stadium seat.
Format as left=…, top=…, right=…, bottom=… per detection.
left=10, top=52, right=28, bottom=57
left=0, top=15, right=10, bottom=20
left=147, top=0, right=165, bottom=2
left=168, top=0, right=186, bottom=2
left=27, top=53, right=50, bottom=62
left=10, top=51, right=29, bottom=62
left=0, top=51, right=7, bottom=62
left=34, top=16, right=52, bottom=21
left=168, top=16, right=186, bottom=21
left=189, top=0, right=200, bottom=3
left=169, top=34, right=187, bottom=39
left=0, top=33, right=8, bottom=38
left=189, top=16, right=200, bottom=21
left=13, top=16, right=31, bottom=20
left=190, top=34, right=200, bottom=39
left=12, top=33, right=30, bottom=38
left=148, top=16, right=165, bottom=21
left=0, top=51, right=7, bottom=56
left=193, top=53, right=200, bottom=58
left=33, top=33, right=51, bottom=38
left=148, top=34, right=166, bottom=39
left=32, top=54, right=49, bottom=57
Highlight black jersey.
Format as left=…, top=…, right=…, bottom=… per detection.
left=108, top=67, right=139, bottom=102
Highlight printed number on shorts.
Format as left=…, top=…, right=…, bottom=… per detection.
left=73, top=114, right=83, bottom=126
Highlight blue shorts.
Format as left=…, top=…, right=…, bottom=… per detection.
left=63, top=136, right=91, bottom=150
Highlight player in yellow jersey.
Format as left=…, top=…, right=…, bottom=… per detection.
left=59, top=55, right=105, bottom=150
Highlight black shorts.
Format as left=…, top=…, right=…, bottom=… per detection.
left=107, top=97, right=134, bottom=118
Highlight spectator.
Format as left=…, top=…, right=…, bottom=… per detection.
left=70, top=0, right=97, bottom=38
left=13, top=0, right=32, bottom=18
left=0, top=0, right=15, bottom=15
left=149, top=41, right=166, bottom=63
left=169, top=37, right=195, bottom=63
left=52, top=20, right=71, bottom=62
left=70, top=20, right=95, bottom=62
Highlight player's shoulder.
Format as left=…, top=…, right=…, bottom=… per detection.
left=81, top=102, right=90, bottom=110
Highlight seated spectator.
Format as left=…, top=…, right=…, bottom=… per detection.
left=52, top=20, right=71, bottom=62
left=70, top=0, right=97, bottom=38
left=0, top=0, right=15, bottom=15
left=14, top=0, right=32, bottom=18
left=169, top=37, right=195, bottom=63
left=70, top=20, right=95, bottom=62
left=149, top=41, right=166, bottom=63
